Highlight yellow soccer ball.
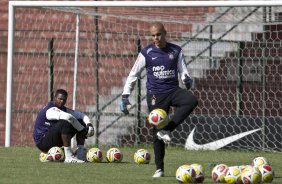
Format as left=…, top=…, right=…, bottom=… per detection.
left=176, top=164, right=196, bottom=183
left=251, top=156, right=268, bottom=167
left=47, top=146, right=65, bottom=162
left=39, top=152, right=49, bottom=162
left=211, top=163, right=228, bottom=182
left=134, top=149, right=151, bottom=164
left=86, top=147, right=103, bottom=163
left=224, top=166, right=242, bottom=184
left=258, top=164, right=274, bottom=183
left=241, top=166, right=261, bottom=184
left=106, top=148, right=123, bottom=163
left=190, top=163, right=205, bottom=183
left=148, top=108, right=168, bottom=129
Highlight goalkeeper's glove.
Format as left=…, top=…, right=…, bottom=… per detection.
left=120, top=95, right=131, bottom=115
left=183, top=74, right=193, bottom=90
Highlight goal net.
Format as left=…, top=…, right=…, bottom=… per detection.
left=5, top=1, right=281, bottom=151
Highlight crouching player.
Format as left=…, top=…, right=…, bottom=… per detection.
left=33, top=89, right=94, bottom=163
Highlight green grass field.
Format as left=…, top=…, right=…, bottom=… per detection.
left=0, top=146, right=281, bottom=184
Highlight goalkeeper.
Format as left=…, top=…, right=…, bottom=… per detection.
left=33, top=89, right=94, bottom=163
left=120, top=22, right=198, bottom=177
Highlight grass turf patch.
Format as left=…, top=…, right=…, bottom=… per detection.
left=0, top=146, right=281, bottom=184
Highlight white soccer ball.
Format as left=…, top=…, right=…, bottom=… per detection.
left=224, top=166, right=242, bottom=184
left=134, top=149, right=151, bottom=164
left=86, top=147, right=103, bottom=163
left=176, top=164, right=196, bottom=183
left=258, top=164, right=274, bottom=183
left=241, top=166, right=261, bottom=184
left=251, top=156, right=268, bottom=168
left=47, top=146, right=65, bottom=162
left=190, top=163, right=205, bottom=183
left=147, top=108, right=168, bottom=129
left=106, top=148, right=123, bottom=163
left=211, top=163, right=228, bottom=182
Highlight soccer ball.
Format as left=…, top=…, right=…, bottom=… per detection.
left=176, top=164, right=196, bottom=183
left=251, top=157, right=268, bottom=168
left=241, top=166, right=261, bottom=184
left=39, top=152, right=49, bottom=162
left=147, top=108, right=168, bottom=129
left=258, top=164, right=274, bottom=183
left=190, top=163, right=205, bottom=183
left=224, top=166, right=242, bottom=184
left=106, top=148, right=123, bottom=163
left=211, top=163, right=228, bottom=182
left=239, top=165, right=253, bottom=172
left=134, top=149, right=151, bottom=164
left=47, top=146, right=65, bottom=161
left=86, top=147, right=103, bottom=163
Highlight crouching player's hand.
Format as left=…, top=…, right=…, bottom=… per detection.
left=82, top=124, right=94, bottom=138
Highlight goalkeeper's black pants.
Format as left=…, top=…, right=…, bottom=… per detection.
left=147, top=88, right=198, bottom=171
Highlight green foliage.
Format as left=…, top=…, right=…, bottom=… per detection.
left=0, top=146, right=281, bottom=184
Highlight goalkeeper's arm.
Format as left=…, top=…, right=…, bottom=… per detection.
left=120, top=53, right=145, bottom=114
left=122, top=53, right=145, bottom=95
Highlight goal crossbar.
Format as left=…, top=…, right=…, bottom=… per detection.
left=8, top=1, right=282, bottom=7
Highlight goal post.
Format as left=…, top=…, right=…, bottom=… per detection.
left=5, top=1, right=282, bottom=151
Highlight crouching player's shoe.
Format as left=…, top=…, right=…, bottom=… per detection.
left=152, top=169, right=164, bottom=178
left=76, top=152, right=86, bottom=161
left=76, top=147, right=87, bottom=161
left=64, top=156, right=85, bottom=163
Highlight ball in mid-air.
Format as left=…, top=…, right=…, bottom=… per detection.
left=147, top=108, right=168, bottom=129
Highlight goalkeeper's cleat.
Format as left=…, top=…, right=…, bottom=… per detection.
left=64, top=156, right=85, bottom=163
left=152, top=169, right=164, bottom=178
left=157, top=130, right=171, bottom=143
